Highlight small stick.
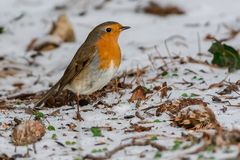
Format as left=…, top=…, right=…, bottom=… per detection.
left=135, top=111, right=145, bottom=120
left=83, top=139, right=166, bottom=160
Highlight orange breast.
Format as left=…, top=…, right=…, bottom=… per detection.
left=96, top=33, right=121, bottom=70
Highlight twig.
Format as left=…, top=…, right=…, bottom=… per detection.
left=83, top=139, right=166, bottom=160
left=7, top=93, right=37, bottom=100
left=197, top=32, right=201, bottom=54
left=141, top=105, right=159, bottom=111
left=135, top=111, right=145, bottom=120
left=166, top=141, right=206, bottom=160
left=164, top=39, right=174, bottom=65
left=154, top=45, right=169, bottom=70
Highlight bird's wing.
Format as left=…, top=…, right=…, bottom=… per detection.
left=57, top=44, right=97, bottom=93
left=34, top=43, right=97, bottom=108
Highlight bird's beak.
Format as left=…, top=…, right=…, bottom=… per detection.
left=121, top=26, right=131, bottom=31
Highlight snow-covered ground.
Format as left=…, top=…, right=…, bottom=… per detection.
left=1, top=0, right=240, bottom=159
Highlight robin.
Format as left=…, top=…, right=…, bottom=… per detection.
left=34, top=21, right=130, bottom=120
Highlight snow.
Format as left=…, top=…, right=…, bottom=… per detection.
left=0, top=0, right=240, bottom=159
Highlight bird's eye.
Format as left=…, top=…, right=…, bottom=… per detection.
left=106, top=27, right=112, bottom=32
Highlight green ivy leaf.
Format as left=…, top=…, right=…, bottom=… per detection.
left=153, top=119, right=162, bottom=123
left=161, top=71, right=168, bottom=76
left=47, top=125, right=55, bottom=131
left=91, top=148, right=107, bottom=153
left=209, top=41, right=240, bottom=72
left=172, top=140, right=183, bottom=150
left=90, top=127, right=102, bottom=137
left=154, top=151, right=162, bottom=159
left=34, top=111, right=44, bottom=120
left=206, top=144, right=215, bottom=152
left=51, top=133, right=57, bottom=140
left=150, top=135, right=158, bottom=141
left=181, top=93, right=188, bottom=97
left=65, top=141, right=76, bottom=145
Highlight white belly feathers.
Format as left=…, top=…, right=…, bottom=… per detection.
left=67, top=60, right=118, bottom=95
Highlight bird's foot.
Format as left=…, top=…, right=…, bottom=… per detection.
left=74, top=111, right=84, bottom=121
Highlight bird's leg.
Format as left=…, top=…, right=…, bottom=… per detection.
left=33, top=143, right=37, bottom=154
left=75, top=93, right=84, bottom=121
left=25, top=145, right=30, bottom=158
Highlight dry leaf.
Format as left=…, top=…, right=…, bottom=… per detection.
left=202, top=129, right=240, bottom=147
left=12, top=82, right=24, bottom=89
left=0, top=154, right=13, bottom=160
left=155, top=98, right=220, bottom=130
left=12, top=120, right=45, bottom=146
left=154, top=82, right=171, bottom=98
left=0, top=68, right=18, bottom=78
left=67, top=122, right=77, bottom=131
left=125, top=124, right=152, bottom=132
left=172, top=104, right=219, bottom=130
left=142, top=1, right=184, bottom=16
left=49, top=14, right=75, bottom=42
left=208, top=81, right=225, bottom=89
left=129, top=86, right=152, bottom=102
left=218, top=84, right=239, bottom=95
left=156, top=98, right=206, bottom=115
left=27, top=14, right=75, bottom=52
left=205, top=34, right=216, bottom=40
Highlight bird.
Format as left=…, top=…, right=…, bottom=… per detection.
left=34, top=21, right=130, bottom=120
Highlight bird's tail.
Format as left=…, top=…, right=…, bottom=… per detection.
left=34, top=81, right=60, bottom=108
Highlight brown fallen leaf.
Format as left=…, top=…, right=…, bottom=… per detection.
left=172, top=104, right=218, bottom=130
left=12, top=120, right=45, bottom=146
left=0, top=67, right=18, bottom=78
left=129, top=86, right=152, bottom=102
left=142, top=1, right=184, bottom=16
left=208, top=81, right=225, bottom=89
left=204, top=33, right=216, bottom=41
left=156, top=98, right=220, bottom=130
left=218, top=84, right=239, bottom=95
left=153, top=82, right=171, bottom=98
left=156, top=98, right=206, bottom=115
left=12, top=82, right=24, bottom=90
left=27, top=14, right=75, bottom=52
left=202, top=129, right=240, bottom=147
left=66, top=122, right=77, bottom=131
left=0, top=154, right=14, bottom=160
left=0, top=100, right=6, bottom=108
left=49, top=14, right=75, bottom=42
left=125, top=124, right=152, bottom=133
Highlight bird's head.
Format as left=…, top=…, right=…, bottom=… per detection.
left=87, top=21, right=130, bottom=43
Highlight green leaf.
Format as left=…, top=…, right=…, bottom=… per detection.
left=47, top=125, right=55, bottom=131
left=65, top=141, right=76, bottom=145
left=190, top=93, right=199, bottom=97
left=209, top=41, right=240, bottom=72
left=150, top=135, right=158, bottom=141
left=153, top=119, right=162, bottom=123
left=0, top=26, right=4, bottom=34
left=161, top=71, right=168, bottom=76
left=197, top=154, right=204, bottom=160
left=154, top=151, right=162, bottom=159
left=171, top=140, right=183, bottom=150
left=206, top=144, right=215, bottom=152
left=172, top=73, right=178, bottom=77
left=51, top=133, right=57, bottom=140
left=91, top=148, right=107, bottom=153
left=90, top=127, right=102, bottom=137
left=181, top=93, right=188, bottom=97
left=34, top=111, right=44, bottom=119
